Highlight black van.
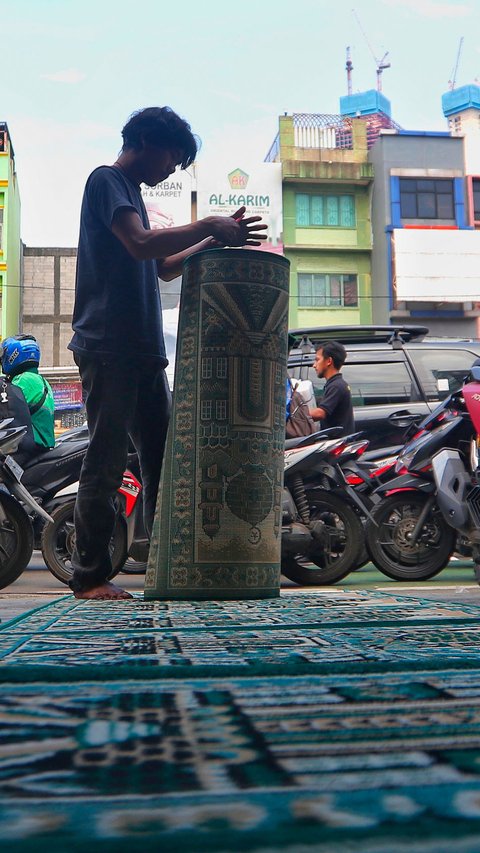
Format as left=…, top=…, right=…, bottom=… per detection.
left=287, top=325, right=480, bottom=453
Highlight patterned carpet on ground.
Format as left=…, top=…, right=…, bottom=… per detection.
left=2, top=589, right=480, bottom=852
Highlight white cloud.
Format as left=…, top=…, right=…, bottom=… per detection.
left=9, top=116, right=118, bottom=246
left=41, top=69, right=87, bottom=84
left=382, top=0, right=471, bottom=16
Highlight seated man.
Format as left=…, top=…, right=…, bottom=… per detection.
left=0, top=335, right=55, bottom=457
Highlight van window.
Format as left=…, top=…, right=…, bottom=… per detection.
left=410, top=349, right=479, bottom=401
left=301, top=361, right=418, bottom=407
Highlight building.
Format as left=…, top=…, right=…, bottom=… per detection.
left=0, top=123, right=21, bottom=339
left=265, top=93, right=401, bottom=329
left=443, top=84, right=480, bottom=228
left=21, top=246, right=83, bottom=431
left=365, top=82, right=480, bottom=336
left=368, top=129, right=477, bottom=333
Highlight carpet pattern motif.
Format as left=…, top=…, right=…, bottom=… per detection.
left=2, top=589, right=480, bottom=851
left=1, top=592, right=480, bottom=679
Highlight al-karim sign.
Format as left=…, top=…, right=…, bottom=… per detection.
left=141, top=169, right=192, bottom=230
left=196, top=162, right=283, bottom=254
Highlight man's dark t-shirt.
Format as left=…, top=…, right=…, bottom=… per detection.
left=68, top=166, right=167, bottom=364
left=320, top=372, right=355, bottom=435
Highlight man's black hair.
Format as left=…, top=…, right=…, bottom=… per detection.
left=121, top=107, right=199, bottom=169
left=316, top=340, right=347, bottom=370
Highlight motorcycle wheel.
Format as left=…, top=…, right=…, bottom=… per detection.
left=0, top=492, right=34, bottom=591
left=120, top=558, right=147, bottom=575
left=281, top=489, right=364, bottom=585
left=40, top=500, right=127, bottom=585
left=365, top=492, right=455, bottom=580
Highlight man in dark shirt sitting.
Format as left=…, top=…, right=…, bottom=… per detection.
left=310, top=340, right=354, bottom=435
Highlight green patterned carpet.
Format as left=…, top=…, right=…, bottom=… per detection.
left=2, top=590, right=480, bottom=851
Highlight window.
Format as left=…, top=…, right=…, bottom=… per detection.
left=295, top=193, right=355, bottom=227
left=216, top=400, right=227, bottom=420
left=201, top=358, right=212, bottom=379
left=449, top=116, right=462, bottom=133
left=304, top=361, right=415, bottom=408
left=410, top=348, right=478, bottom=401
left=399, top=178, right=454, bottom=220
left=0, top=209, right=3, bottom=251
left=200, top=400, right=212, bottom=420
left=298, top=273, right=358, bottom=307
left=216, top=357, right=227, bottom=379
left=473, top=178, right=480, bottom=222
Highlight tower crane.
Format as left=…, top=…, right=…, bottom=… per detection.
left=448, top=36, right=464, bottom=90
left=352, top=8, right=391, bottom=92
left=346, top=45, right=353, bottom=95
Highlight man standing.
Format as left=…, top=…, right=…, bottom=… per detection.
left=68, top=106, right=267, bottom=600
left=310, top=340, right=354, bottom=435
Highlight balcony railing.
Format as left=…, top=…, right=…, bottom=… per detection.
left=265, top=112, right=402, bottom=161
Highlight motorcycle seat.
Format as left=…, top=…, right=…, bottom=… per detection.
left=21, top=437, right=89, bottom=473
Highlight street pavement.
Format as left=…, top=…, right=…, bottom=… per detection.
left=0, top=552, right=479, bottom=623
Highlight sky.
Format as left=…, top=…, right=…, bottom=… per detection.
left=2, top=0, right=479, bottom=246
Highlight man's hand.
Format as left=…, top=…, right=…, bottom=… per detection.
left=205, top=206, right=268, bottom=247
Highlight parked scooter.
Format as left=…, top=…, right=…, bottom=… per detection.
left=0, top=420, right=53, bottom=590
left=20, top=424, right=89, bottom=547
left=430, top=365, right=480, bottom=576
left=40, top=453, right=147, bottom=584
left=282, top=430, right=369, bottom=584
left=364, top=381, right=472, bottom=580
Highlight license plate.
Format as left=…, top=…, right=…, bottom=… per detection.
left=4, top=455, right=23, bottom=482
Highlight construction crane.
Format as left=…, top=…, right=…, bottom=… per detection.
left=346, top=45, right=353, bottom=95
left=448, top=36, right=464, bottom=90
left=352, top=8, right=391, bottom=92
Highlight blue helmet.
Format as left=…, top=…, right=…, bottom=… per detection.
left=0, top=335, right=40, bottom=376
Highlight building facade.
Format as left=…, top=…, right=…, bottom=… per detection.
left=368, top=130, right=480, bottom=334
left=0, top=123, right=21, bottom=339
left=21, top=246, right=83, bottom=431
left=265, top=95, right=404, bottom=330
left=365, top=81, right=480, bottom=336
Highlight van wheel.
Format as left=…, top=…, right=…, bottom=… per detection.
left=41, top=500, right=127, bottom=585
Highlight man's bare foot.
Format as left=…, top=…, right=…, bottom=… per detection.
left=73, top=581, right=133, bottom=600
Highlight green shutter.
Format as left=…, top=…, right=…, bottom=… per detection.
left=295, top=194, right=310, bottom=226
left=311, top=196, right=324, bottom=225
left=340, top=195, right=355, bottom=227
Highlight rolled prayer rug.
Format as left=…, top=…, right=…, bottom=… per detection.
left=145, top=248, right=290, bottom=600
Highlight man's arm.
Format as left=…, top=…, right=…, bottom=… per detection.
left=111, top=205, right=267, bottom=262
left=310, top=405, right=328, bottom=422
left=156, top=237, right=218, bottom=281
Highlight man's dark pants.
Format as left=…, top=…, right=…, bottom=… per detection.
left=70, top=354, right=171, bottom=593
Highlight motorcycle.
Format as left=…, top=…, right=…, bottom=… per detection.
left=0, top=420, right=53, bottom=590
left=39, top=437, right=150, bottom=583
left=281, top=430, right=369, bottom=585
left=20, top=423, right=89, bottom=546
left=364, top=383, right=472, bottom=580
left=430, top=365, right=480, bottom=575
